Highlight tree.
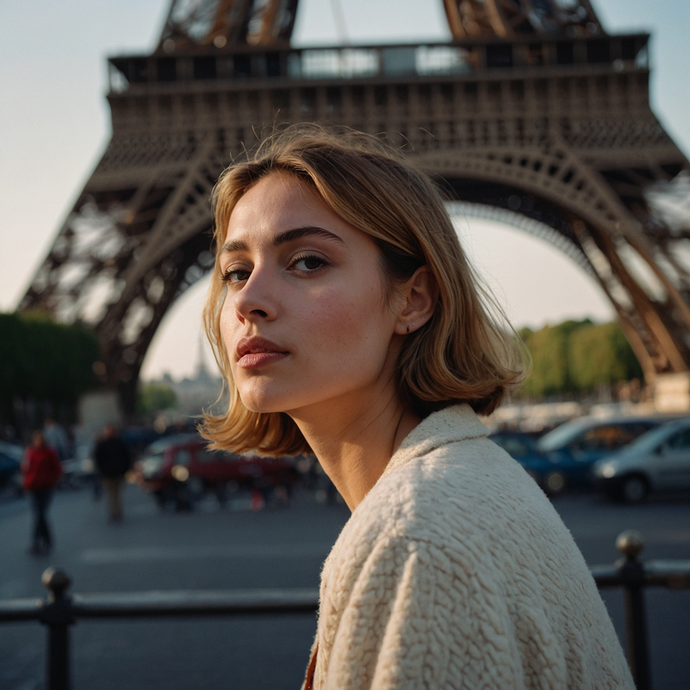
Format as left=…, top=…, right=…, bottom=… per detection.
left=518, top=320, right=592, bottom=398
left=516, top=319, right=640, bottom=399
left=136, top=383, right=178, bottom=418
left=0, top=311, right=100, bottom=428
left=569, top=322, right=642, bottom=391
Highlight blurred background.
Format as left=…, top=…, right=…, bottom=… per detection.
left=1, top=2, right=690, bottom=689
left=0, top=0, right=686, bottom=383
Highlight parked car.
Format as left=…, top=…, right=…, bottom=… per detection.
left=593, top=417, right=690, bottom=503
left=0, top=441, right=23, bottom=496
left=58, top=449, right=97, bottom=490
left=134, top=435, right=300, bottom=509
left=489, top=431, right=566, bottom=495
left=535, top=416, right=668, bottom=491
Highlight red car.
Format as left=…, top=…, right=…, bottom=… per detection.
left=134, top=434, right=299, bottom=509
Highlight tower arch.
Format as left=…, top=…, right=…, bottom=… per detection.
left=19, top=0, right=690, bottom=414
left=418, top=147, right=690, bottom=378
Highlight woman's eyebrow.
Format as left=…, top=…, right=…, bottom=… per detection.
left=274, top=226, right=345, bottom=246
left=220, top=226, right=344, bottom=256
left=220, top=239, right=248, bottom=254
left=220, top=225, right=345, bottom=254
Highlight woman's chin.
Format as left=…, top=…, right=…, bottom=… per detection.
left=238, top=383, right=322, bottom=416
left=239, top=392, right=289, bottom=415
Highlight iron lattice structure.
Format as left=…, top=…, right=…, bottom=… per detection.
left=20, top=0, right=690, bottom=415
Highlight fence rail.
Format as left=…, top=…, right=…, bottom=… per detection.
left=1, top=530, right=689, bottom=690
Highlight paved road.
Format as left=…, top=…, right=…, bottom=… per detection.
left=0, top=483, right=689, bottom=689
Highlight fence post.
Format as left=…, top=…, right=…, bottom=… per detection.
left=616, top=530, right=651, bottom=690
left=39, top=567, right=74, bottom=690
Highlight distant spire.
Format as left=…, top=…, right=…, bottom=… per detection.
left=196, top=333, right=212, bottom=382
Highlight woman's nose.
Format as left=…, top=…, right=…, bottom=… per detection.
left=233, top=269, right=278, bottom=323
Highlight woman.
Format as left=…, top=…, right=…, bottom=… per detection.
left=203, top=125, right=633, bottom=689
left=22, top=430, right=62, bottom=554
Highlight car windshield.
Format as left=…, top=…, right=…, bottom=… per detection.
left=147, top=450, right=165, bottom=461
left=0, top=441, right=22, bottom=462
left=618, top=421, right=689, bottom=455
left=144, top=434, right=200, bottom=455
left=537, top=421, right=589, bottom=452
left=537, top=419, right=661, bottom=453
left=140, top=451, right=165, bottom=466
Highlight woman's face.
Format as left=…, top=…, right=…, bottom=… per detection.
left=218, top=172, right=403, bottom=419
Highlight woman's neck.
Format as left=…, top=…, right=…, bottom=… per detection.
left=291, top=394, right=420, bottom=510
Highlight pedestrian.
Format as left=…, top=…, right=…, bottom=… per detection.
left=22, top=430, right=62, bottom=555
left=201, top=124, right=634, bottom=689
left=43, top=416, right=71, bottom=462
left=93, top=424, right=131, bottom=522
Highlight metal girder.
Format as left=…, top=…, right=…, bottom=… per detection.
left=156, top=0, right=300, bottom=51
left=19, top=134, right=225, bottom=413
left=443, top=0, right=603, bottom=39
left=20, top=3, right=690, bottom=415
left=422, top=144, right=690, bottom=381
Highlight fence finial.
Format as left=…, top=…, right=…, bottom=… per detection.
left=42, top=568, right=72, bottom=602
left=616, top=530, right=645, bottom=561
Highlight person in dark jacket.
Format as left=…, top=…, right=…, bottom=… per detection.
left=22, top=430, right=63, bottom=554
left=94, top=424, right=131, bottom=521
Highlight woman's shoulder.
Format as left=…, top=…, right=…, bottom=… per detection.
left=382, top=404, right=491, bottom=477
left=362, top=439, right=529, bottom=537
left=318, top=409, right=633, bottom=689
left=341, top=409, right=583, bottom=582
left=371, top=407, right=536, bottom=522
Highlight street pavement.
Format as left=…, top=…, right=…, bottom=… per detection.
left=1, top=481, right=689, bottom=689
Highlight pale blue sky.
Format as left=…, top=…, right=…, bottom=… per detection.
left=0, top=0, right=687, bottom=379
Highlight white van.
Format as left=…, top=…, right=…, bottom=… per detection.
left=593, top=417, right=690, bottom=502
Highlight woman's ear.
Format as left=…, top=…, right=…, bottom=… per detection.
left=394, top=266, right=439, bottom=335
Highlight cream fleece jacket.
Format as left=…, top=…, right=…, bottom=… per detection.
left=306, top=404, right=633, bottom=689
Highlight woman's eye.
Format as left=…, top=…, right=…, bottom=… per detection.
left=222, top=268, right=250, bottom=284
left=292, top=255, right=326, bottom=272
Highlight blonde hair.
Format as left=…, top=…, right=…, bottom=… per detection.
left=202, top=124, right=524, bottom=454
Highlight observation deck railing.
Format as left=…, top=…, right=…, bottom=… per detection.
left=107, top=34, right=651, bottom=93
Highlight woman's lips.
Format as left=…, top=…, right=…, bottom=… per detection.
left=236, top=337, right=288, bottom=369
left=237, top=351, right=288, bottom=368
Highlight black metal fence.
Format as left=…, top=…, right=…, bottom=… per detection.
left=1, top=530, right=689, bottom=690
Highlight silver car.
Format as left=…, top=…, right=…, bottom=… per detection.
left=593, top=417, right=690, bottom=503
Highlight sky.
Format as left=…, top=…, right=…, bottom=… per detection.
left=1, top=0, right=688, bottom=381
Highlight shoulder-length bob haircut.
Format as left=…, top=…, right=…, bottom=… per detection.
left=202, top=124, right=524, bottom=455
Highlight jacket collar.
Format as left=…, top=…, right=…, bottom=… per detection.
left=381, top=403, right=489, bottom=481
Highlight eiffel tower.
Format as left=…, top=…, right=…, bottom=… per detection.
left=19, top=0, right=690, bottom=415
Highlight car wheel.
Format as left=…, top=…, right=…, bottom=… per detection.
left=215, top=481, right=236, bottom=505
left=544, top=471, right=565, bottom=495
left=186, top=476, right=205, bottom=502
left=155, top=489, right=172, bottom=510
left=620, top=475, right=649, bottom=504
left=11, top=474, right=24, bottom=498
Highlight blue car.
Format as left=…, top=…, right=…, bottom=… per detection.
left=0, top=441, right=23, bottom=496
left=535, top=416, right=667, bottom=491
left=489, top=431, right=567, bottom=495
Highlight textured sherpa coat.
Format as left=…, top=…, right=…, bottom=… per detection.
left=306, top=404, right=633, bottom=690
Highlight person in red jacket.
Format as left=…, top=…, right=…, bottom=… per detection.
left=22, top=430, right=62, bottom=554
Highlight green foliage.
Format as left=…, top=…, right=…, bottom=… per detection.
left=517, top=319, right=642, bottom=399
left=137, top=383, right=178, bottom=417
left=0, top=311, right=100, bottom=422
left=569, top=322, right=643, bottom=390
